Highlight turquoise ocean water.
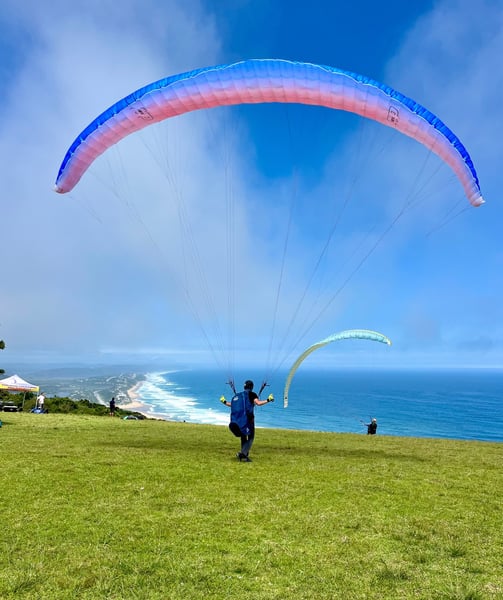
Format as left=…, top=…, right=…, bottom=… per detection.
left=132, top=368, right=502, bottom=443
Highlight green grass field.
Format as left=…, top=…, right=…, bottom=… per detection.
left=1, top=413, right=501, bottom=599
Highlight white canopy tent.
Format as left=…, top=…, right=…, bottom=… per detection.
left=0, top=374, right=39, bottom=410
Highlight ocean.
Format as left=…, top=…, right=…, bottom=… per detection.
left=27, top=366, right=501, bottom=442
left=129, top=368, right=502, bottom=443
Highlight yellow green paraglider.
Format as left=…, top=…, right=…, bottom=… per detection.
left=283, top=329, right=391, bottom=407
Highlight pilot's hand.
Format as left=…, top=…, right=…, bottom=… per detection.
left=267, top=394, right=274, bottom=403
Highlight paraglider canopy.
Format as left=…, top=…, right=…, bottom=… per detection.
left=55, top=59, right=483, bottom=207
left=53, top=59, right=483, bottom=388
left=283, top=329, right=391, bottom=407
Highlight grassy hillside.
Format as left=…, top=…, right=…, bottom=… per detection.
left=0, top=413, right=501, bottom=599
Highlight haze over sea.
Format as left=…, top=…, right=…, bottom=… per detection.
left=30, top=367, right=502, bottom=443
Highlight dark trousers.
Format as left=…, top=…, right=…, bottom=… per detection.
left=240, top=421, right=255, bottom=456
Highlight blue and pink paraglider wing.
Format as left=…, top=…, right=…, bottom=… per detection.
left=55, top=59, right=483, bottom=207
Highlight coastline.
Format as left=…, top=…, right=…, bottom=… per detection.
left=119, top=380, right=158, bottom=418
left=121, top=374, right=229, bottom=426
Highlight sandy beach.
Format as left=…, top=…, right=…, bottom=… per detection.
left=119, top=380, right=154, bottom=416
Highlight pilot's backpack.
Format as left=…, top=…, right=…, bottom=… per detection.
left=229, top=390, right=253, bottom=437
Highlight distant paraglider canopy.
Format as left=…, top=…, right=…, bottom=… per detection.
left=283, top=329, right=392, bottom=407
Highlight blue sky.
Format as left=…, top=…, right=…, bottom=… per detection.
left=1, top=0, right=502, bottom=375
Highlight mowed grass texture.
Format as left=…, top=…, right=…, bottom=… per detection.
left=0, top=413, right=502, bottom=599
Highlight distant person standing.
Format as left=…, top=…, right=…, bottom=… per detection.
left=109, top=397, right=116, bottom=417
left=365, top=418, right=377, bottom=435
left=37, top=392, right=45, bottom=412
